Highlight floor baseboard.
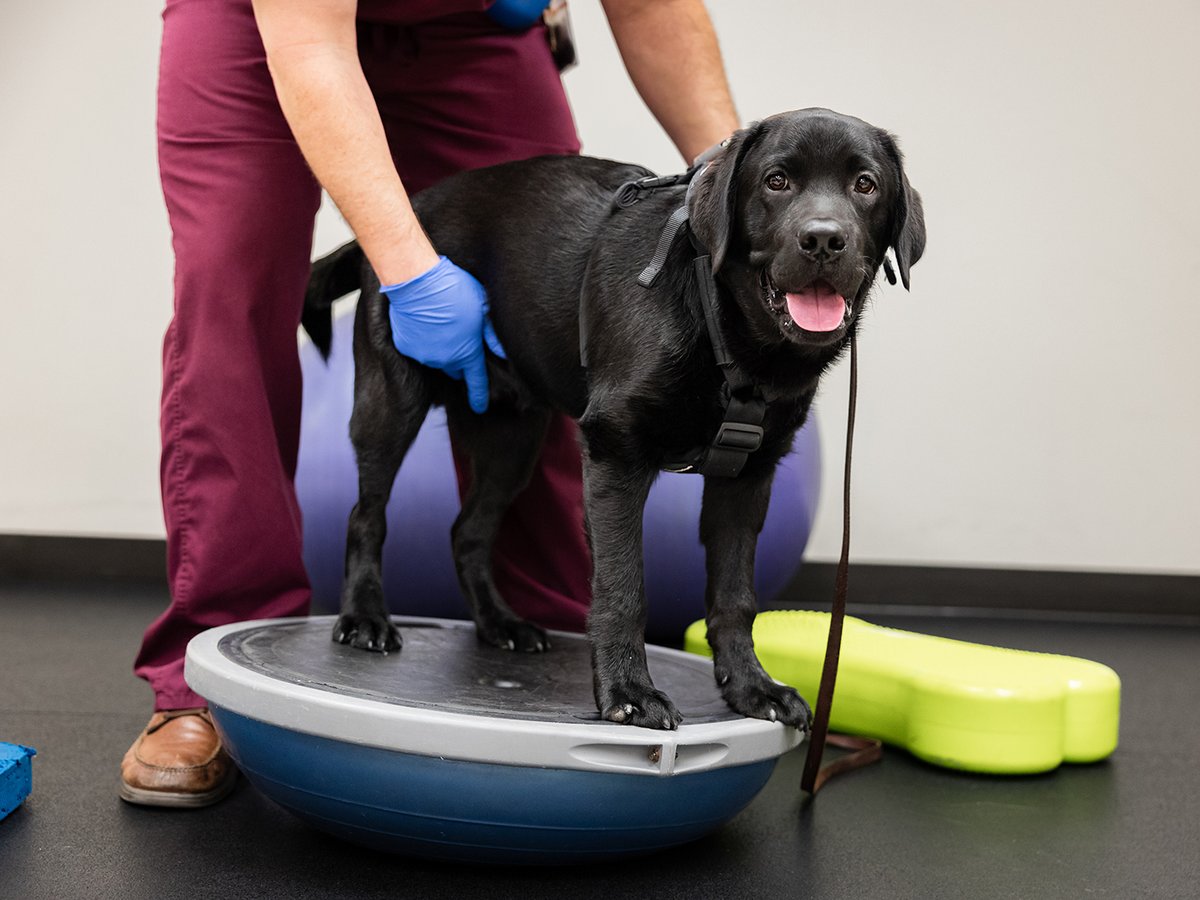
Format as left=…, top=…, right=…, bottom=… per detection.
left=0, top=533, right=167, bottom=584
left=2, top=533, right=1196, bottom=620
left=781, top=562, right=1199, bottom=621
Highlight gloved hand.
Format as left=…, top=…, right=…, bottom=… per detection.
left=381, top=256, right=506, bottom=414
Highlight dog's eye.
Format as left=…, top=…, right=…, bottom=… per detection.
left=765, top=172, right=789, bottom=191
left=854, top=175, right=877, bottom=195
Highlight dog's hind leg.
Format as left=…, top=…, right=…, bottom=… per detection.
left=334, top=355, right=431, bottom=654
left=582, top=452, right=682, bottom=730
left=445, top=400, right=554, bottom=652
left=700, top=468, right=811, bottom=730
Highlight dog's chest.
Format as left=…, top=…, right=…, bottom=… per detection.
left=624, top=369, right=810, bottom=473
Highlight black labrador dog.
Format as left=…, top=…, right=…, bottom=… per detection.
left=303, top=108, right=925, bottom=731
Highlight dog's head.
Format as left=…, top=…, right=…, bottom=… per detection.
left=689, top=108, right=925, bottom=348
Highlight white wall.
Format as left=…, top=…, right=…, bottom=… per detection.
left=1, top=1, right=1197, bottom=574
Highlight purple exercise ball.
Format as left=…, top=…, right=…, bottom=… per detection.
left=296, top=299, right=821, bottom=644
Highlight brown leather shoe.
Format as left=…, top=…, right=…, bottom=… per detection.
left=119, top=708, right=237, bottom=808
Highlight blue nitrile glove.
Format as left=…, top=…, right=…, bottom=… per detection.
left=486, top=0, right=551, bottom=29
left=381, top=256, right=506, bottom=414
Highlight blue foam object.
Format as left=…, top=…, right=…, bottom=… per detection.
left=0, top=743, right=36, bottom=820
left=187, top=618, right=801, bottom=864
left=295, top=301, right=821, bottom=643
left=215, top=708, right=777, bottom=864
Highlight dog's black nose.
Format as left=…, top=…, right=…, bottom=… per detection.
left=799, top=220, right=847, bottom=257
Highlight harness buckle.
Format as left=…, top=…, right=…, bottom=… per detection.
left=712, top=421, right=764, bottom=453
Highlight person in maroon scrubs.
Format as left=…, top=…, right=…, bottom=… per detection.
left=120, top=0, right=740, bottom=807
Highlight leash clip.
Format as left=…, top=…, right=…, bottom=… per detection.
left=614, top=174, right=682, bottom=209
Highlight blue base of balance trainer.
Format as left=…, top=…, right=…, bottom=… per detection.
left=185, top=617, right=802, bottom=864
left=0, top=743, right=36, bottom=820
left=216, top=709, right=777, bottom=863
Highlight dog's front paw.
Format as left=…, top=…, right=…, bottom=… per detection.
left=476, top=617, right=550, bottom=653
left=718, top=670, right=811, bottom=732
left=598, top=683, right=683, bottom=730
left=332, top=612, right=401, bottom=653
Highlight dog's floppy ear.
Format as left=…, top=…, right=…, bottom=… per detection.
left=688, top=121, right=766, bottom=273
left=878, top=131, right=926, bottom=291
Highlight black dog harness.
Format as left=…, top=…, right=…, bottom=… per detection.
left=593, top=163, right=768, bottom=479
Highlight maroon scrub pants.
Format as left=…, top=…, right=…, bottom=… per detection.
left=136, top=0, right=591, bottom=711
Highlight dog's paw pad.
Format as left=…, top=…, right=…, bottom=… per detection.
left=723, top=678, right=810, bottom=731
left=331, top=614, right=402, bottom=654
left=604, top=704, right=632, bottom=724
left=479, top=619, right=549, bottom=654
left=600, top=689, right=681, bottom=730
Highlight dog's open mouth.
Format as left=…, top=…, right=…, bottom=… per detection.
left=762, top=272, right=852, bottom=334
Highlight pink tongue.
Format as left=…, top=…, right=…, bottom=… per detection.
left=785, top=284, right=846, bottom=332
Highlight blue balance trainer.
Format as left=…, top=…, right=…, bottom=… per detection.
left=185, top=616, right=803, bottom=864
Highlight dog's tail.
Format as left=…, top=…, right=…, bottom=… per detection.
left=302, top=240, right=365, bottom=359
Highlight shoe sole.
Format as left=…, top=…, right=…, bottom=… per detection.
left=119, top=771, right=238, bottom=809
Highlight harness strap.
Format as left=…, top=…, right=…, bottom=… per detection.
left=637, top=206, right=690, bottom=288
left=666, top=386, right=765, bottom=478
left=600, top=169, right=768, bottom=479
left=659, top=250, right=764, bottom=477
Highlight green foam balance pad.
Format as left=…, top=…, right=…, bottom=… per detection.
left=1, top=743, right=36, bottom=820
left=684, top=610, right=1120, bottom=774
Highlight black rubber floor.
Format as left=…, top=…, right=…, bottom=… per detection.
left=1, top=580, right=1196, bottom=899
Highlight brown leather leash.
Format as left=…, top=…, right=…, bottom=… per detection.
left=800, top=332, right=884, bottom=794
